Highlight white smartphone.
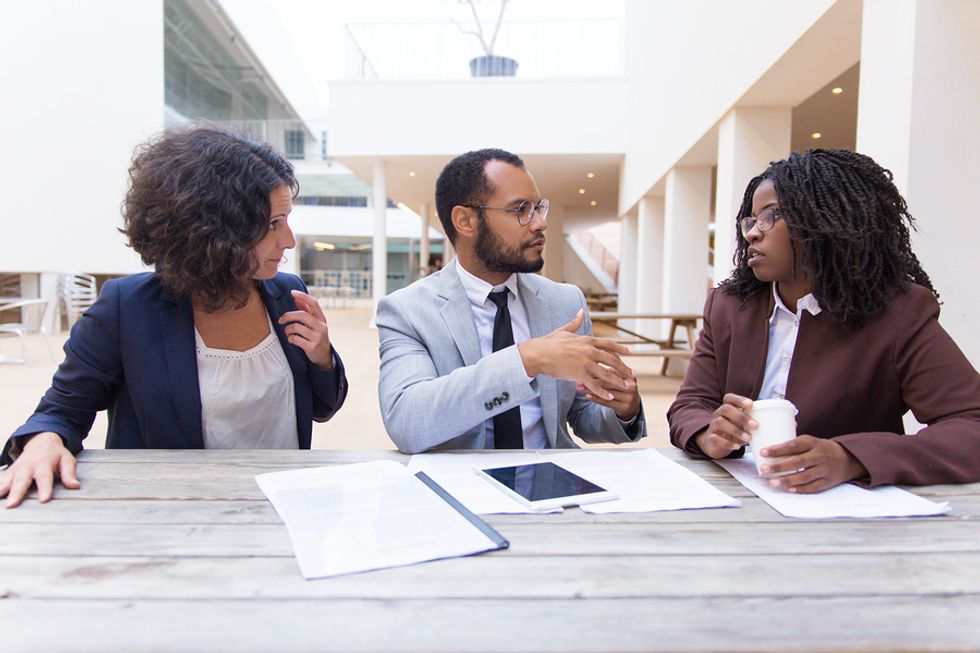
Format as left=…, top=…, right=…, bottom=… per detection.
left=474, top=461, right=618, bottom=511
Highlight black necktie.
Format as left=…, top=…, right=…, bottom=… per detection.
left=488, top=289, right=523, bottom=449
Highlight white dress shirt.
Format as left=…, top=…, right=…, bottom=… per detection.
left=195, top=313, right=298, bottom=449
left=456, top=259, right=548, bottom=448
left=758, top=283, right=823, bottom=400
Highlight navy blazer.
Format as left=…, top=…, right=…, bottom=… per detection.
left=2, top=273, right=348, bottom=462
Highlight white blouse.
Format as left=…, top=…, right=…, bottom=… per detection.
left=195, top=314, right=298, bottom=449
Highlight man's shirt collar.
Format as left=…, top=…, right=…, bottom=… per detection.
left=456, top=258, right=520, bottom=309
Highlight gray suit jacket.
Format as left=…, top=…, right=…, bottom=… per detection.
left=376, top=260, right=646, bottom=453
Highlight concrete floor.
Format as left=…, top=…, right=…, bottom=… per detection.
left=0, top=308, right=682, bottom=451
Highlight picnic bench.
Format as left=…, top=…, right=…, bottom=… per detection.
left=590, top=311, right=701, bottom=374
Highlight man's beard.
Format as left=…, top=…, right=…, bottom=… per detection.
left=474, top=216, right=544, bottom=274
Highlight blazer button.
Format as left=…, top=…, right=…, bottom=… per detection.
left=485, top=401, right=494, bottom=411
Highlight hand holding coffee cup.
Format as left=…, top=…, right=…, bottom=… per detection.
left=748, top=398, right=799, bottom=477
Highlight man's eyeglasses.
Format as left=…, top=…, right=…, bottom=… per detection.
left=740, top=206, right=782, bottom=238
left=463, top=198, right=550, bottom=226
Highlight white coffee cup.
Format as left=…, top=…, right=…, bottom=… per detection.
left=749, top=398, right=799, bottom=477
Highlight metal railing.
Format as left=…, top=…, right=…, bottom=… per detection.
left=574, top=231, right=620, bottom=284
left=164, top=118, right=326, bottom=162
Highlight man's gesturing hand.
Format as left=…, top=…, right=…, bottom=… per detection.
left=518, top=309, right=634, bottom=402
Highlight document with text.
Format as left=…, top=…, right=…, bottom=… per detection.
left=406, top=449, right=739, bottom=514
left=716, top=453, right=950, bottom=518
left=256, top=460, right=508, bottom=579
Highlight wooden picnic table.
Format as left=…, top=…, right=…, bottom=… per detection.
left=2, top=448, right=979, bottom=652
left=591, top=312, right=701, bottom=374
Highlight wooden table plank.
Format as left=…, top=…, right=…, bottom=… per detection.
left=3, top=596, right=978, bottom=653
left=4, top=553, right=980, bottom=600
left=3, top=520, right=978, bottom=557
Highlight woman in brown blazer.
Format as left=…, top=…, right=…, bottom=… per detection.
left=668, top=149, right=980, bottom=492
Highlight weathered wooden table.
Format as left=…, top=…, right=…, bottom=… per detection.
left=2, top=448, right=978, bottom=652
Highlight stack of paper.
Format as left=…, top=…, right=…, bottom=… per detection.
left=256, top=461, right=507, bottom=579
left=406, top=449, right=739, bottom=514
left=715, top=454, right=950, bottom=518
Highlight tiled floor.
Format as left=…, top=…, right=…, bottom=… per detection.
left=0, top=308, right=682, bottom=451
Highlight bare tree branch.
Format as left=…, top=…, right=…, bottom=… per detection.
left=451, top=0, right=490, bottom=54
left=450, top=0, right=510, bottom=56
left=487, top=0, right=510, bottom=56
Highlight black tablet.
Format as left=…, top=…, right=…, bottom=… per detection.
left=475, top=461, right=618, bottom=511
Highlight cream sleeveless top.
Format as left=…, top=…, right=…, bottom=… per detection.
left=194, top=313, right=297, bottom=449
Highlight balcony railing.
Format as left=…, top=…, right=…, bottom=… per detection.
left=344, top=18, right=624, bottom=80
left=164, top=117, right=327, bottom=162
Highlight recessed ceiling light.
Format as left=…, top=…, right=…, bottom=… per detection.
left=408, top=171, right=416, bottom=177
left=578, top=188, right=586, bottom=194
left=831, top=87, right=843, bottom=95
left=586, top=172, right=595, bottom=179
left=811, top=132, right=822, bottom=140
left=590, top=200, right=597, bottom=206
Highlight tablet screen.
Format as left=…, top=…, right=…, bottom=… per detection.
left=481, top=462, right=607, bottom=501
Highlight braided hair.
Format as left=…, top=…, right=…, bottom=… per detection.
left=719, top=149, right=937, bottom=328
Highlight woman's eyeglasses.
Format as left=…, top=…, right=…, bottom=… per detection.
left=463, top=198, right=550, bottom=226
left=740, top=206, right=782, bottom=238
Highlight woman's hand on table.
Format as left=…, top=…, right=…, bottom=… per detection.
left=280, top=290, right=334, bottom=370
left=759, top=435, right=867, bottom=493
left=694, top=393, right=756, bottom=458
left=0, top=432, right=79, bottom=508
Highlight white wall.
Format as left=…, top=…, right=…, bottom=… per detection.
left=329, top=78, right=627, bottom=156
left=620, top=0, right=837, bottom=213
left=0, top=1, right=164, bottom=274
left=289, top=205, right=443, bottom=240
left=857, top=0, right=980, bottom=365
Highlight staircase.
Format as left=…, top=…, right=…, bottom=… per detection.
left=567, top=230, right=619, bottom=294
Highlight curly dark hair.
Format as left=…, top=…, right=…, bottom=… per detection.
left=121, top=125, right=298, bottom=311
left=719, top=148, right=936, bottom=328
left=435, top=148, right=525, bottom=244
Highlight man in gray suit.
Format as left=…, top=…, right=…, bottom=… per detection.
left=377, top=148, right=645, bottom=453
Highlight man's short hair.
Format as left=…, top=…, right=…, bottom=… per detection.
left=434, top=148, right=525, bottom=244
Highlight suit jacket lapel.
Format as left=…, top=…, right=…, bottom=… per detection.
left=518, top=275, right=559, bottom=446
left=259, top=279, right=306, bottom=382
left=742, top=291, right=773, bottom=399
left=159, top=292, right=204, bottom=448
left=437, top=262, right=482, bottom=366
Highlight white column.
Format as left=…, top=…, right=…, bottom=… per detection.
left=635, top=196, right=665, bottom=340
left=39, top=272, right=60, bottom=333
left=372, top=161, right=387, bottom=307
left=857, top=0, right=980, bottom=366
left=713, top=107, right=792, bottom=286
left=443, top=231, right=455, bottom=263
left=618, top=212, right=638, bottom=312
left=618, top=212, right=638, bottom=333
left=542, top=204, right=564, bottom=281
left=663, top=166, right=712, bottom=316
left=419, top=202, right=430, bottom=278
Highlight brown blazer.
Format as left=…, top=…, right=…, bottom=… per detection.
left=668, top=283, right=980, bottom=487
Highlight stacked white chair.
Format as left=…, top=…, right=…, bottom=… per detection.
left=0, top=298, right=53, bottom=364
left=57, top=272, right=98, bottom=331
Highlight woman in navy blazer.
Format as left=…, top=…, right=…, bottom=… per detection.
left=1, top=127, right=348, bottom=507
